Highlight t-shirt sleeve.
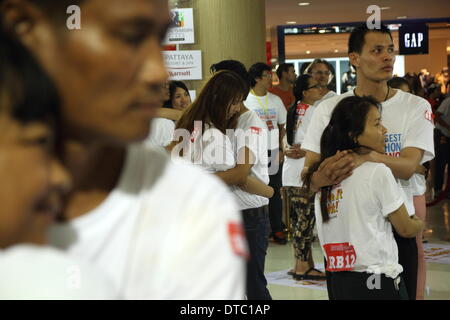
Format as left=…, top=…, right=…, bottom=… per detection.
left=301, top=101, right=330, bottom=154
left=403, top=98, right=435, bottom=163
left=235, top=114, right=267, bottom=162
left=372, top=164, right=405, bottom=217
left=295, top=105, right=314, bottom=145
left=147, top=118, right=175, bottom=147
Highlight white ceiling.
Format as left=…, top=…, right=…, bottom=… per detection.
left=265, top=0, right=450, bottom=30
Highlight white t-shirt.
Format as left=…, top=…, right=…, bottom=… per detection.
left=0, top=245, right=117, bottom=299
left=49, top=145, right=246, bottom=299
left=231, top=110, right=270, bottom=210
left=315, top=162, right=404, bottom=279
left=410, top=173, right=426, bottom=196
left=282, top=102, right=311, bottom=187
left=302, top=89, right=435, bottom=215
left=314, top=90, right=337, bottom=106
left=436, top=96, right=450, bottom=137
left=146, top=117, right=175, bottom=147
left=244, top=91, right=287, bottom=150
left=181, top=124, right=236, bottom=173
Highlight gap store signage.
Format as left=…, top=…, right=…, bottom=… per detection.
left=399, top=24, right=429, bottom=55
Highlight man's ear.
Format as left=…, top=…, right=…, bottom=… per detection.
left=1, top=0, right=51, bottom=52
left=348, top=52, right=359, bottom=69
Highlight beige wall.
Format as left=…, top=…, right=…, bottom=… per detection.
left=174, top=0, right=266, bottom=92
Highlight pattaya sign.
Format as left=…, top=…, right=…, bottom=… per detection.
left=163, top=50, right=202, bottom=80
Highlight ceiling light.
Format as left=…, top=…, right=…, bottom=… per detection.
left=306, top=50, right=311, bottom=54
left=380, top=6, right=391, bottom=10
left=298, top=2, right=310, bottom=6
left=334, top=49, right=339, bottom=53
left=286, top=21, right=297, bottom=24
left=397, top=16, right=408, bottom=19
left=319, top=30, right=326, bottom=33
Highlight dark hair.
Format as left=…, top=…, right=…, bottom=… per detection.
left=248, top=62, right=272, bottom=87
left=163, top=80, right=190, bottom=108
left=276, top=63, right=294, bottom=79
left=175, top=70, right=247, bottom=134
left=304, top=59, right=334, bottom=75
left=303, top=95, right=381, bottom=222
left=210, top=60, right=250, bottom=94
left=348, top=23, right=393, bottom=54
left=387, top=77, right=411, bottom=93
left=0, top=29, right=60, bottom=126
left=285, top=74, right=313, bottom=146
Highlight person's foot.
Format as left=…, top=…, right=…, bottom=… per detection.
left=272, top=231, right=287, bottom=245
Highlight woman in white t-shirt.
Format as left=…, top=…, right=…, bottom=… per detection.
left=303, top=95, right=423, bottom=300
left=169, top=70, right=273, bottom=198
left=0, top=31, right=116, bottom=299
left=282, top=74, right=325, bottom=280
left=148, top=81, right=191, bottom=147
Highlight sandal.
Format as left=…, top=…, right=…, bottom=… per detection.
left=287, top=269, right=295, bottom=276
left=293, top=267, right=326, bottom=281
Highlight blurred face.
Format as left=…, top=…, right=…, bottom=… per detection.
left=350, top=32, right=395, bottom=83
left=310, top=63, right=331, bottom=88
left=7, top=0, right=171, bottom=144
left=356, top=106, right=387, bottom=154
left=256, top=70, right=272, bottom=90
left=161, top=81, right=170, bottom=102
left=285, top=67, right=297, bottom=84
left=227, top=98, right=243, bottom=120
left=172, top=87, right=191, bottom=110
left=0, top=114, right=70, bottom=248
left=303, top=78, right=323, bottom=103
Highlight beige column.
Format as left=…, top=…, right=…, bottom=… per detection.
left=170, top=0, right=266, bottom=92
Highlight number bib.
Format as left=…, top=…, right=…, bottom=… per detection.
left=266, top=120, right=275, bottom=131
left=323, top=242, right=356, bottom=272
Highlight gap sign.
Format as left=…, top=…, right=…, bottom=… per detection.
left=399, top=24, right=429, bottom=55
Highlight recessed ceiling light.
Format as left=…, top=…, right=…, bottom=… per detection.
left=298, top=2, right=310, bottom=6
left=397, top=16, right=408, bottom=19
left=286, top=21, right=297, bottom=24
left=380, top=6, right=391, bottom=10
left=306, top=50, right=311, bottom=54
left=334, top=49, right=339, bottom=53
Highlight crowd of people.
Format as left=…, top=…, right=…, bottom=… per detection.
left=0, top=0, right=448, bottom=301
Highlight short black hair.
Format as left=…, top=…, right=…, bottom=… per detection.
left=0, top=28, right=60, bottom=125
left=276, top=63, right=294, bottom=79
left=248, top=62, right=271, bottom=87
left=304, top=59, right=334, bottom=75
left=387, top=77, right=411, bottom=92
left=348, top=23, right=393, bottom=54
left=210, top=59, right=250, bottom=93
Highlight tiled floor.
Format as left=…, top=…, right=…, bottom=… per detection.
left=265, top=199, right=450, bottom=300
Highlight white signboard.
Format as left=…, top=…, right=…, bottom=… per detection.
left=163, top=50, right=202, bottom=81
left=164, top=8, right=195, bottom=45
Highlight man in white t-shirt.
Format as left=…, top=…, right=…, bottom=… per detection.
left=3, top=0, right=246, bottom=299
left=245, top=62, right=288, bottom=245
left=301, top=24, right=434, bottom=300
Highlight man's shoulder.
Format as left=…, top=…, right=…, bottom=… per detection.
left=267, top=92, right=285, bottom=106
left=315, top=91, right=352, bottom=114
